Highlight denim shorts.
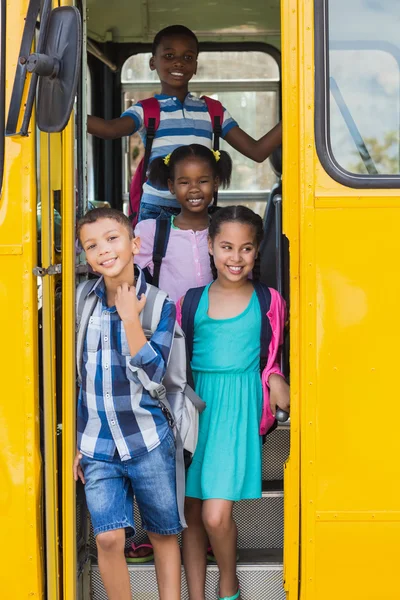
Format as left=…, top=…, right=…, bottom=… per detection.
left=139, top=202, right=180, bottom=222
left=80, top=430, right=182, bottom=537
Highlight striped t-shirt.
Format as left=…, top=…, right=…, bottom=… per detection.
left=121, top=93, right=238, bottom=208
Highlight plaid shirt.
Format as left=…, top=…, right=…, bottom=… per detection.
left=77, top=266, right=176, bottom=461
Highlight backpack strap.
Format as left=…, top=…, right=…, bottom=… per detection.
left=181, top=286, right=206, bottom=362
left=76, top=278, right=99, bottom=384
left=152, top=217, right=172, bottom=288
left=202, top=96, right=224, bottom=208
left=202, top=96, right=224, bottom=151
left=141, top=283, right=168, bottom=335
left=252, top=281, right=272, bottom=369
left=139, top=97, right=161, bottom=193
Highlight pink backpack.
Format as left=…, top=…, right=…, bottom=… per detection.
left=128, top=96, right=224, bottom=226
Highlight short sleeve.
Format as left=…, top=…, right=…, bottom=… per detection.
left=134, top=219, right=156, bottom=273
left=221, top=105, right=239, bottom=138
left=120, top=102, right=145, bottom=135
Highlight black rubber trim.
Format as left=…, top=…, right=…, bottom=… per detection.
left=0, top=0, right=5, bottom=196
left=5, top=0, right=40, bottom=135
left=314, top=0, right=400, bottom=189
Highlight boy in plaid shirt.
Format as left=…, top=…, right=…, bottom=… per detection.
left=73, top=208, right=182, bottom=600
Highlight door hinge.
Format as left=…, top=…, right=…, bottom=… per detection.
left=33, top=263, right=62, bottom=277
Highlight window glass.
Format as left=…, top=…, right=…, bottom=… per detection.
left=328, top=0, right=400, bottom=175
left=87, top=67, right=95, bottom=202
left=121, top=51, right=279, bottom=83
left=122, top=50, right=280, bottom=215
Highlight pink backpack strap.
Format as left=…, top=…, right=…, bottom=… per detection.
left=140, top=97, right=161, bottom=130
left=260, top=289, right=286, bottom=436
left=129, top=97, right=160, bottom=223
left=202, top=96, right=224, bottom=207
left=202, top=96, right=224, bottom=139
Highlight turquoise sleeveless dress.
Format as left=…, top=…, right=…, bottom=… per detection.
left=185, top=284, right=263, bottom=501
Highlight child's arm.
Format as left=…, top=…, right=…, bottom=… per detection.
left=115, top=283, right=147, bottom=356
left=224, top=121, right=282, bottom=163
left=268, top=373, right=290, bottom=415
left=87, top=115, right=136, bottom=140
left=116, top=285, right=176, bottom=384
left=134, top=220, right=155, bottom=272
left=73, top=450, right=85, bottom=484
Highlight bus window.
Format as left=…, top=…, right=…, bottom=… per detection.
left=87, top=65, right=95, bottom=204
left=121, top=49, right=280, bottom=216
left=315, top=0, right=400, bottom=186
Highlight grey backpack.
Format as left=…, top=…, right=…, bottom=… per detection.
left=76, top=278, right=206, bottom=528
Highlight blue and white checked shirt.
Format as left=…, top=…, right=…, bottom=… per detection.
left=121, top=93, right=238, bottom=208
left=77, top=267, right=176, bottom=461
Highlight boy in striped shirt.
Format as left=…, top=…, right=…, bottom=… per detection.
left=88, top=24, right=282, bottom=221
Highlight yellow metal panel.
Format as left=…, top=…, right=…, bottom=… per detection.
left=297, top=0, right=400, bottom=598
left=314, top=207, right=400, bottom=513
left=61, top=116, right=77, bottom=600
left=315, top=522, right=400, bottom=599
left=40, top=130, right=61, bottom=600
left=0, top=1, right=44, bottom=597
left=59, top=2, right=77, bottom=598
left=281, top=0, right=300, bottom=598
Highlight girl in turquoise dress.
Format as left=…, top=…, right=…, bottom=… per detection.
left=177, top=206, right=290, bottom=600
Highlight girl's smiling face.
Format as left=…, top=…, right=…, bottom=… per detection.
left=168, top=157, right=218, bottom=216
left=208, top=221, right=258, bottom=283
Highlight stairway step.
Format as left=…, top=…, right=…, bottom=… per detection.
left=89, top=493, right=283, bottom=552
left=262, top=479, right=284, bottom=496
left=91, top=549, right=285, bottom=600
left=233, top=495, right=283, bottom=549
left=263, top=426, right=290, bottom=481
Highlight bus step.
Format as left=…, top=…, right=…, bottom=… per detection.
left=91, top=549, right=285, bottom=599
left=88, top=486, right=284, bottom=554
left=263, top=426, right=290, bottom=481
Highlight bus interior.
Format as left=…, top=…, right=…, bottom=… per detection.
left=4, top=0, right=291, bottom=598
left=78, top=0, right=289, bottom=598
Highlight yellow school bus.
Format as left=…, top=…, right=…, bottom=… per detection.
left=1, top=0, right=399, bottom=598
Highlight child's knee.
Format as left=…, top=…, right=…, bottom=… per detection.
left=147, top=531, right=177, bottom=545
left=96, top=529, right=125, bottom=553
left=202, top=507, right=232, bottom=534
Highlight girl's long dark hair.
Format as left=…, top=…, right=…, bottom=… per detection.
left=208, top=205, right=264, bottom=281
left=148, top=144, right=232, bottom=189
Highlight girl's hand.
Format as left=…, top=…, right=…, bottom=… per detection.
left=268, top=374, right=290, bottom=416
left=73, top=450, right=85, bottom=484
left=115, top=283, right=146, bottom=323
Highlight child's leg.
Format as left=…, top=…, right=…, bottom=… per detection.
left=79, top=455, right=136, bottom=600
left=131, top=430, right=183, bottom=599
left=182, top=497, right=208, bottom=600
left=202, top=499, right=238, bottom=598
left=96, top=528, right=132, bottom=600
left=147, top=531, right=181, bottom=600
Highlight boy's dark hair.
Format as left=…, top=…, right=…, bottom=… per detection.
left=76, top=207, right=133, bottom=242
left=152, top=25, right=200, bottom=56
left=208, top=205, right=264, bottom=281
left=148, top=144, right=232, bottom=189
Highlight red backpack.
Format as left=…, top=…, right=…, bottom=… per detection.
left=129, top=96, right=224, bottom=225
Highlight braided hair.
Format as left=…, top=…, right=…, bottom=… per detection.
left=208, top=205, right=264, bottom=281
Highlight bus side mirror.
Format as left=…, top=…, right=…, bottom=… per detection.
left=5, top=3, right=81, bottom=137
left=27, top=6, right=81, bottom=133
